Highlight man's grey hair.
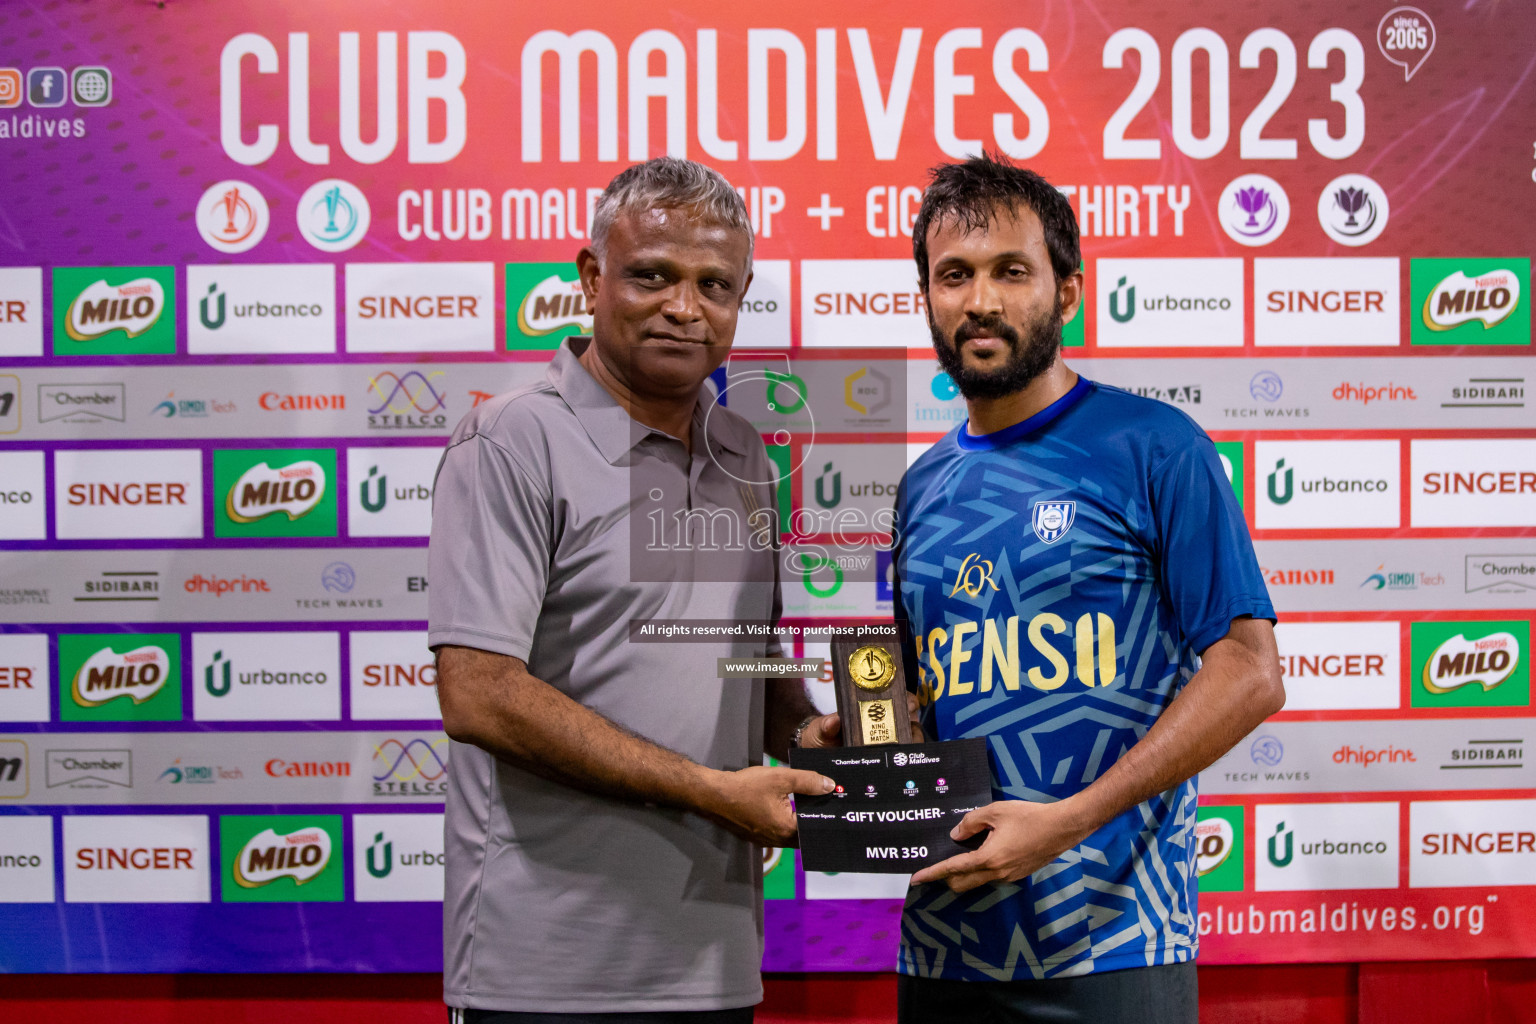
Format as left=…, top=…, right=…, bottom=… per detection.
left=589, top=157, right=754, bottom=269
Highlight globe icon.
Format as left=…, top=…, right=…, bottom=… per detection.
left=75, top=71, right=108, bottom=103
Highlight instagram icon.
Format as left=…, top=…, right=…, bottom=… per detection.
left=0, top=69, right=21, bottom=108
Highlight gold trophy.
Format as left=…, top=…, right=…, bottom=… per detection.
left=831, top=630, right=913, bottom=746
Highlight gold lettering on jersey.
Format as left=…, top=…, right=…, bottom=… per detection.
left=950, top=553, right=1000, bottom=598
left=915, top=612, right=1121, bottom=705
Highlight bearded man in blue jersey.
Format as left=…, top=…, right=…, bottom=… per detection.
left=890, top=153, right=1284, bottom=1023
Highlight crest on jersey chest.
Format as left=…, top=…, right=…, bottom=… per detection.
left=1031, top=500, right=1076, bottom=544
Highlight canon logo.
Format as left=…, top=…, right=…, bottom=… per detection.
left=812, top=292, right=926, bottom=316
left=357, top=295, right=479, bottom=319
left=259, top=392, right=345, bottom=411
left=75, top=847, right=194, bottom=871
left=265, top=758, right=350, bottom=778
left=66, top=482, right=187, bottom=506
left=1421, top=832, right=1536, bottom=856
left=1262, top=568, right=1335, bottom=586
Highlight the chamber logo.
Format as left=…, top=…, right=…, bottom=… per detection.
left=233, top=826, right=332, bottom=888
left=225, top=460, right=326, bottom=523
left=1422, top=631, right=1521, bottom=694
left=71, top=645, right=169, bottom=707
left=65, top=278, right=165, bottom=341
left=1423, top=269, right=1521, bottom=332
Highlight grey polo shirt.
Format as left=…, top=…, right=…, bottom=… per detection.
left=428, top=337, right=782, bottom=1013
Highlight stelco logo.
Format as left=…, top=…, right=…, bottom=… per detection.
left=204, top=651, right=329, bottom=697
left=1108, top=276, right=1232, bottom=323
left=516, top=275, right=591, bottom=336
left=1266, top=822, right=1388, bottom=867
left=1422, top=631, right=1521, bottom=694
left=71, top=645, right=170, bottom=707
left=226, top=460, right=327, bottom=522
left=65, top=278, right=166, bottom=341
left=1266, top=458, right=1387, bottom=504
left=233, top=827, right=332, bottom=888
left=1423, top=269, right=1521, bottom=332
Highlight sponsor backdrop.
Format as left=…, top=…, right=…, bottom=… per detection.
left=0, top=0, right=1533, bottom=975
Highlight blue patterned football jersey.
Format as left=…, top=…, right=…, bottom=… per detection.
left=893, top=377, right=1274, bottom=980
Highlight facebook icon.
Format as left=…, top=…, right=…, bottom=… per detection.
left=27, top=67, right=65, bottom=107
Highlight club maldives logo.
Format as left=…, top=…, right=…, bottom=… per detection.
left=1318, top=174, right=1389, bottom=247
left=214, top=449, right=338, bottom=539
left=1411, top=259, right=1530, bottom=346
left=506, top=263, right=591, bottom=349
left=51, top=266, right=177, bottom=358
left=1219, top=174, right=1289, bottom=246
left=1412, top=621, right=1531, bottom=709
left=194, top=180, right=270, bottom=254
left=296, top=179, right=370, bottom=253
left=221, top=815, right=344, bottom=902
left=58, top=633, right=181, bottom=723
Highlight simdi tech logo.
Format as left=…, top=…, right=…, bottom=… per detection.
left=1410, top=258, right=1530, bottom=346
left=505, top=262, right=591, bottom=350
left=51, top=267, right=176, bottom=355
left=1411, top=620, right=1530, bottom=709
left=213, top=448, right=338, bottom=538
left=57, top=633, right=182, bottom=723
left=219, top=814, right=344, bottom=903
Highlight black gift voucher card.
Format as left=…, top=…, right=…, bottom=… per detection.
left=790, top=738, right=992, bottom=873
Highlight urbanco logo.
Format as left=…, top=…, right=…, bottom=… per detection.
left=52, top=267, right=176, bottom=355
left=1411, top=620, right=1529, bottom=709
left=1255, top=440, right=1400, bottom=529
left=191, top=632, right=341, bottom=722
left=347, top=448, right=440, bottom=538
left=1095, top=258, right=1243, bottom=348
left=0, top=450, right=46, bottom=541
left=214, top=449, right=338, bottom=539
left=352, top=813, right=446, bottom=902
left=1255, top=802, right=1399, bottom=891
left=58, top=633, right=182, bottom=723
left=220, top=815, right=344, bottom=903
left=186, top=264, right=336, bottom=355
left=0, top=815, right=54, bottom=903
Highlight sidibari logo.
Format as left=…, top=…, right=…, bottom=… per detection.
left=225, top=460, right=326, bottom=523
left=1424, top=269, right=1521, bottom=332
left=66, top=278, right=165, bottom=341
left=1422, top=631, right=1521, bottom=694
left=71, top=645, right=169, bottom=707
left=515, top=274, right=591, bottom=336
left=233, top=827, right=332, bottom=888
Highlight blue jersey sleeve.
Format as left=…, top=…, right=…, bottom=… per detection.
left=1149, top=435, right=1276, bottom=654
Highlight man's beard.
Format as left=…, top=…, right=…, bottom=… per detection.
left=930, top=303, right=1063, bottom=401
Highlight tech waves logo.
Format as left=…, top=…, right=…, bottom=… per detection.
left=65, top=278, right=165, bottom=341
left=1424, top=269, right=1521, bottom=332
left=233, top=827, right=333, bottom=888
left=1421, top=631, right=1521, bottom=694
left=372, top=737, right=448, bottom=797
left=71, top=645, right=169, bottom=707
left=365, top=370, right=447, bottom=430
left=225, top=460, right=326, bottom=523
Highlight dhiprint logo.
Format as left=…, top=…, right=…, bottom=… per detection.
left=950, top=553, right=1000, bottom=599
left=192, top=631, right=341, bottom=722
left=186, top=265, right=336, bottom=355
left=1255, top=803, right=1399, bottom=891
left=1412, top=620, right=1530, bottom=710
left=1095, top=259, right=1244, bottom=348
left=347, top=447, right=439, bottom=538
left=215, top=449, right=338, bottom=539
left=366, top=370, right=448, bottom=430
left=1031, top=501, right=1075, bottom=544
left=221, top=815, right=344, bottom=903
left=194, top=180, right=269, bottom=254
left=1255, top=441, right=1401, bottom=529
left=1219, top=174, right=1290, bottom=246
left=296, top=179, right=370, bottom=252
left=58, top=633, right=182, bottom=724
left=53, top=267, right=176, bottom=355
left=352, top=813, right=446, bottom=902
left=1318, top=174, right=1389, bottom=247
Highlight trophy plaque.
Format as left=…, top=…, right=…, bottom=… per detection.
left=832, top=630, right=913, bottom=746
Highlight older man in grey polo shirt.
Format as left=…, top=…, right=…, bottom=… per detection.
left=428, top=158, right=834, bottom=1022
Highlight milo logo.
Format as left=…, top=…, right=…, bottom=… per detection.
left=71, top=644, right=171, bottom=706
left=65, top=277, right=167, bottom=341
left=516, top=274, right=591, bottom=337
left=1422, top=631, right=1520, bottom=694
left=1195, top=817, right=1236, bottom=876
left=226, top=460, right=326, bottom=523
left=1424, top=269, right=1521, bottom=332
left=234, top=826, right=333, bottom=888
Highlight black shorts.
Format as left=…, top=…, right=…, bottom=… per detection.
left=898, top=961, right=1197, bottom=1024
left=450, top=1008, right=753, bottom=1024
